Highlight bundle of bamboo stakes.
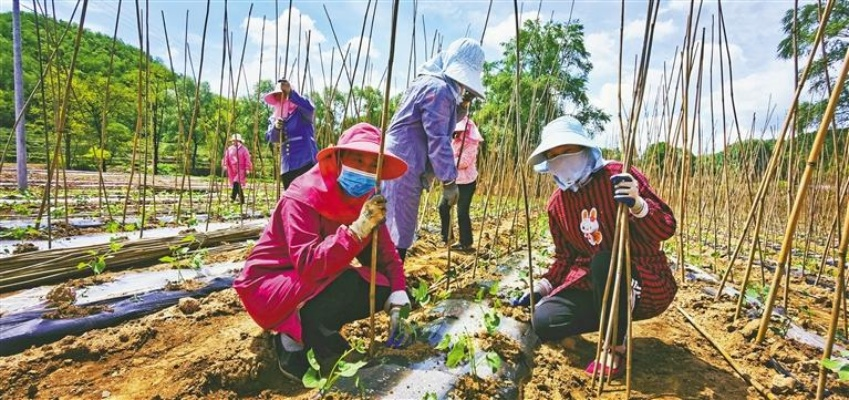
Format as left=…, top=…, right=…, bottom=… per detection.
left=0, top=224, right=262, bottom=292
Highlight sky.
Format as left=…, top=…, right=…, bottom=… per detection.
left=3, top=0, right=812, bottom=152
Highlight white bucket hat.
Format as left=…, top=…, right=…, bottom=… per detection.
left=527, top=116, right=599, bottom=166
left=231, top=134, right=243, bottom=142
left=442, top=38, right=486, bottom=100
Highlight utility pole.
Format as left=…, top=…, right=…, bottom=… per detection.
left=12, top=0, right=28, bottom=192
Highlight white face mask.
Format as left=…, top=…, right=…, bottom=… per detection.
left=547, top=150, right=591, bottom=192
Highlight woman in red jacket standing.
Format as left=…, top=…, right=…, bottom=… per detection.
left=234, top=123, right=410, bottom=381
left=513, top=116, right=677, bottom=378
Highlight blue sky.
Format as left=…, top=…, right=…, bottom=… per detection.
left=5, top=0, right=808, bottom=152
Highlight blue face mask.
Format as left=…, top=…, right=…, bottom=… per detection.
left=338, top=165, right=377, bottom=197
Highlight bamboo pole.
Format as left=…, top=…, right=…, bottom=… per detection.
left=678, top=307, right=778, bottom=400
left=368, top=0, right=401, bottom=356
left=755, top=46, right=849, bottom=344
left=593, top=1, right=658, bottom=395
left=714, top=0, right=836, bottom=298
left=816, top=177, right=849, bottom=399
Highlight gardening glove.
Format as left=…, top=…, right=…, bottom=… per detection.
left=349, top=194, right=387, bottom=241
left=386, top=290, right=412, bottom=348
left=512, top=278, right=553, bottom=307
left=387, top=306, right=412, bottom=349
left=440, top=181, right=460, bottom=207
left=611, top=173, right=648, bottom=217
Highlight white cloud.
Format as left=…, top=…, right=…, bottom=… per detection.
left=623, top=18, right=676, bottom=42
left=481, top=11, right=539, bottom=61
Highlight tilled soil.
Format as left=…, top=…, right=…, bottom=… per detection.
left=3, top=215, right=849, bottom=399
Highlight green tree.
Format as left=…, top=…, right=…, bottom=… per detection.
left=777, top=1, right=849, bottom=128
left=477, top=18, right=609, bottom=158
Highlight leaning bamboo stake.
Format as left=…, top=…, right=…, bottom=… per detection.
left=593, top=1, right=658, bottom=395
left=755, top=46, right=849, bottom=344
left=367, top=0, right=401, bottom=357
left=30, top=0, right=55, bottom=247
left=816, top=176, right=849, bottom=399
left=714, top=0, right=835, bottom=298
left=678, top=307, right=778, bottom=400
left=510, top=0, right=536, bottom=329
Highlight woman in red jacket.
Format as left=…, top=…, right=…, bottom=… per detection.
left=234, top=123, right=410, bottom=381
left=513, top=116, right=677, bottom=378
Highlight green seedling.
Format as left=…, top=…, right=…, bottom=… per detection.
left=744, top=283, right=770, bottom=304
left=483, top=309, right=501, bottom=336
left=104, top=220, right=121, bottom=233
left=0, top=226, right=40, bottom=240
left=484, top=351, right=502, bottom=374
left=302, top=339, right=368, bottom=397
left=76, top=238, right=124, bottom=275
left=411, top=279, right=431, bottom=306
left=12, top=203, right=29, bottom=215
left=159, top=234, right=205, bottom=282
left=822, top=351, right=849, bottom=381
left=422, top=393, right=438, bottom=400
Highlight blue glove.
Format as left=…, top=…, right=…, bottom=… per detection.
left=611, top=173, right=640, bottom=208
left=386, top=307, right=411, bottom=349
left=512, top=291, right=542, bottom=307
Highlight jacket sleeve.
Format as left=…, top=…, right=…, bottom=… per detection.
left=266, top=115, right=280, bottom=143
left=355, top=225, right=407, bottom=292
left=542, top=198, right=577, bottom=287
left=421, top=84, right=459, bottom=183
left=282, top=200, right=368, bottom=284
left=222, top=149, right=229, bottom=169
left=243, top=147, right=253, bottom=171
left=456, top=141, right=478, bottom=170
left=628, top=166, right=677, bottom=242
left=377, top=224, right=406, bottom=291
left=289, top=90, right=315, bottom=120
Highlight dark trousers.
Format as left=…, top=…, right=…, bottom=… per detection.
left=300, top=270, right=390, bottom=359
left=396, top=248, right=407, bottom=262
left=230, top=182, right=245, bottom=204
left=533, top=252, right=640, bottom=344
left=438, top=180, right=477, bottom=246
left=282, top=163, right=315, bottom=190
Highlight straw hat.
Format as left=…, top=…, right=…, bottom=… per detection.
left=231, top=134, right=244, bottom=143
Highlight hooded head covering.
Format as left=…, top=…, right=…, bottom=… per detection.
left=529, top=116, right=606, bottom=184
left=284, top=123, right=408, bottom=224
left=418, top=38, right=486, bottom=101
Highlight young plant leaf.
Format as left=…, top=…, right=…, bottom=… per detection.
left=485, top=351, right=502, bottom=373
left=446, top=338, right=468, bottom=368
left=822, top=358, right=848, bottom=371
left=306, top=348, right=321, bottom=371
left=337, top=360, right=368, bottom=377
left=302, top=368, right=325, bottom=389
left=435, top=334, right=452, bottom=351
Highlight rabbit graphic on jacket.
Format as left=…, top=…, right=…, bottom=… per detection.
left=580, top=208, right=603, bottom=246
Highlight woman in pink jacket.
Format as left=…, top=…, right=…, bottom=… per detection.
left=233, top=123, right=410, bottom=381
left=439, top=116, right=483, bottom=251
left=221, top=134, right=253, bottom=204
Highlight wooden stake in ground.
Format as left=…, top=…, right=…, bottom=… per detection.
left=367, top=0, right=401, bottom=356
left=817, top=177, right=849, bottom=399
left=755, top=45, right=849, bottom=344
left=592, top=1, right=658, bottom=396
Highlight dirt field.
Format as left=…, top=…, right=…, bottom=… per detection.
left=2, top=170, right=848, bottom=399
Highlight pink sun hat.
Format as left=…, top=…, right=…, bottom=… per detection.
left=317, top=123, right=408, bottom=180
